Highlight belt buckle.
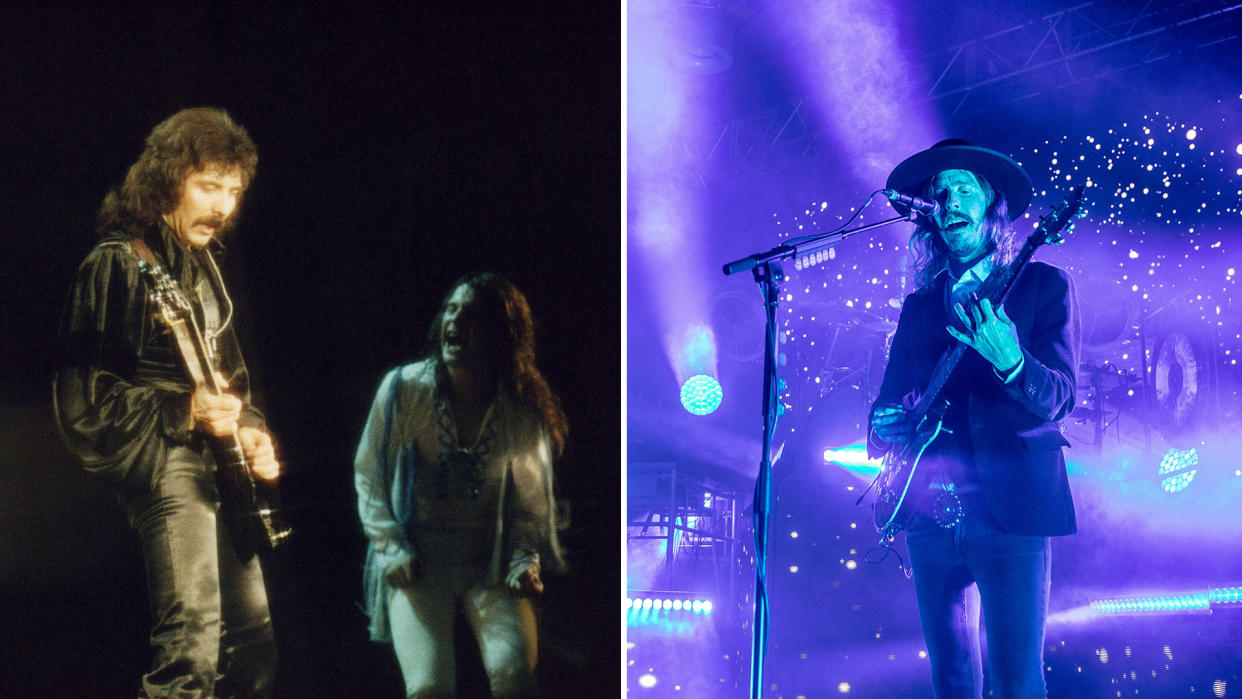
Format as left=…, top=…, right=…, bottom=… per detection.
left=932, top=485, right=964, bottom=529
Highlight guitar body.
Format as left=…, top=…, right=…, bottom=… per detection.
left=873, top=401, right=949, bottom=535
left=212, top=431, right=292, bottom=559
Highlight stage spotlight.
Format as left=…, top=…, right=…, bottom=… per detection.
left=680, top=374, right=723, bottom=415
left=662, top=599, right=673, bottom=611
left=1158, top=447, right=1199, bottom=493
left=823, top=444, right=884, bottom=478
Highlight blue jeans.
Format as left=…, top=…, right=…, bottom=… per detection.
left=123, top=446, right=277, bottom=698
left=905, top=494, right=1051, bottom=699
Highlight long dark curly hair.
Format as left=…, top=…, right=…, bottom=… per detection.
left=907, top=171, right=1020, bottom=291
left=428, top=273, right=569, bottom=456
left=97, top=107, right=258, bottom=238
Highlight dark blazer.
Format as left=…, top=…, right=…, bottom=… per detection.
left=869, top=260, right=1080, bottom=536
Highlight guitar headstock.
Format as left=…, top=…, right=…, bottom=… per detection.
left=1028, top=185, right=1086, bottom=249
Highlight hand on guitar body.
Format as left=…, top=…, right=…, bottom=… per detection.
left=238, top=427, right=281, bottom=482
left=191, top=373, right=282, bottom=481
left=870, top=403, right=912, bottom=448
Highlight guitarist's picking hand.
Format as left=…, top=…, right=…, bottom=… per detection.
left=870, top=403, right=910, bottom=444
left=239, top=427, right=282, bottom=481
left=948, top=297, right=1023, bottom=374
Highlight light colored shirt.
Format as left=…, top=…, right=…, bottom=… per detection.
left=353, top=361, right=565, bottom=641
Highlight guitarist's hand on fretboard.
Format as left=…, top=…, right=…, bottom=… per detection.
left=238, top=427, right=282, bottom=482
left=947, top=296, right=1023, bottom=375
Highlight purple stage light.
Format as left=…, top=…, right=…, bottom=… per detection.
left=762, top=1, right=940, bottom=187
left=628, top=0, right=721, bottom=407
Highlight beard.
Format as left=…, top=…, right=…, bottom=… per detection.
left=940, top=220, right=989, bottom=262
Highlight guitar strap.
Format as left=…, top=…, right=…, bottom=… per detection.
left=129, top=235, right=160, bottom=268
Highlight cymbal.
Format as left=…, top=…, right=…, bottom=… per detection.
left=856, top=317, right=898, bottom=333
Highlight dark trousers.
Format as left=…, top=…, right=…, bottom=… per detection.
left=124, top=446, right=277, bottom=698
left=905, top=495, right=1051, bottom=699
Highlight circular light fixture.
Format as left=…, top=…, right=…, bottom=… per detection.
left=680, top=374, right=723, bottom=415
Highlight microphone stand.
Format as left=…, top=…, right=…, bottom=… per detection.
left=722, top=210, right=918, bottom=699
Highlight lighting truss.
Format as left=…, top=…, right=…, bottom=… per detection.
left=924, top=0, right=1242, bottom=116
left=689, top=100, right=822, bottom=182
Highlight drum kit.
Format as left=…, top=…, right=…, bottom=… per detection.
left=781, top=305, right=897, bottom=457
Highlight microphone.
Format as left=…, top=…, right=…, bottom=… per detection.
left=882, top=189, right=940, bottom=217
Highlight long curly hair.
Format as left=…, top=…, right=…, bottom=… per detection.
left=907, top=172, right=1020, bottom=291
left=97, top=107, right=257, bottom=238
left=428, top=273, right=569, bottom=456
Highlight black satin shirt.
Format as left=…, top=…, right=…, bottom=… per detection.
left=53, top=224, right=263, bottom=494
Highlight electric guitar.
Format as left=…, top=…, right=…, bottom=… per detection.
left=872, top=186, right=1085, bottom=539
left=136, top=249, right=293, bottom=558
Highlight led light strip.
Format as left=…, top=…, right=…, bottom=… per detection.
left=1090, top=585, right=1242, bottom=614
left=625, top=596, right=714, bottom=615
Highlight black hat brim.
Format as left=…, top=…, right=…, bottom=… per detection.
left=885, top=143, right=1033, bottom=220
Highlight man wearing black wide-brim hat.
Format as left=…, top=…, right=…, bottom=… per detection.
left=867, top=140, right=1080, bottom=698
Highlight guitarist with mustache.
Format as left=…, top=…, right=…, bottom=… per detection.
left=867, top=140, right=1080, bottom=699
left=54, top=108, right=280, bottom=698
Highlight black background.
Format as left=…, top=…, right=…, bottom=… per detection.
left=0, top=3, right=619, bottom=696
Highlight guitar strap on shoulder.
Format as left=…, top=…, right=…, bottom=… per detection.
left=129, top=235, right=161, bottom=269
